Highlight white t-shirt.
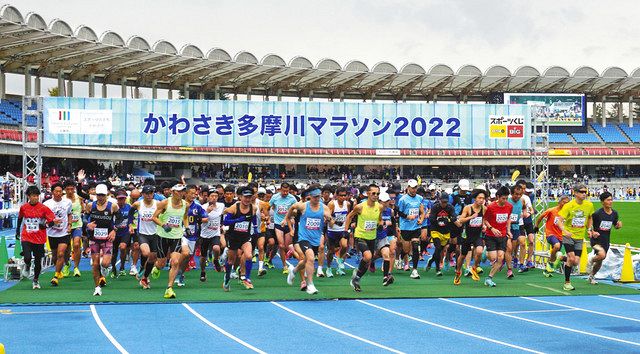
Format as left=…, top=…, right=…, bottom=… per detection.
left=43, top=198, right=72, bottom=238
left=201, top=202, right=224, bottom=238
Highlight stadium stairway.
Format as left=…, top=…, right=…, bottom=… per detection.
left=590, top=123, right=631, bottom=144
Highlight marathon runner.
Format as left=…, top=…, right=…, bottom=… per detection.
left=62, top=179, right=84, bottom=277
left=43, top=183, right=73, bottom=286
left=16, top=186, right=55, bottom=289
left=534, top=195, right=570, bottom=277
left=200, top=189, right=225, bottom=281
left=176, top=185, right=208, bottom=287
left=482, top=186, right=513, bottom=287
left=587, top=191, right=621, bottom=285
left=110, top=189, right=132, bottom=278
left=396, top=179, right=425, bottom=279
left=269, top=182, right=298, bottom=273
left=454, top=189, right=487, bottom=285
left=506, top=184, right=525, bottom=278
left=326, top=186, right=351, bottom=277
left=152, top=183, right=189, bottom=299
left=427, top=193, right=457, bottom=277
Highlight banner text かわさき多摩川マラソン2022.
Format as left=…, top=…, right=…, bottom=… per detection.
left=43, top=97, right=530, bottom=149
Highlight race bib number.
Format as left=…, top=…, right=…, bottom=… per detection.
left=25, top=218, right=39, bottom=232
left=571, top=217, right=585, bottom=228
left=496, top=213, right=508, bottom=223
left=364, top=220, right=377, bottom=231
left=140, top=211, right=154, bottom=222
left=408, top=208, right=419, bottom=217
left=306, top=218, right=321, bottom=230
left=71, top=214, right=80, bottom=223
left=554, top=216, right=562, bottom=225
left=235, top=221, right=249, bottom=233
left=208, top=219, right=220, bottom=230
left=334, top=213, right=346, bottom=223
left=118, top=219, right=128, bottom=228
left=167, top=216, right=181, bottom=228
left=94, top=227, right=108, bottom=240
left=599, top=221, right=612, bottom=231
left=277, top=205, right=288, bottom=215
left=510, top=213, right=519, bottom=222
left=469, top=217, right=483, bottom=227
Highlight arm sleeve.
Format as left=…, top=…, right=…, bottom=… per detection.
left=223, top=212, right=243, bottom=226
left=592, top=212, right=600, bottom=229
left=127, top=206, right=137, bottom=223
left=76, top=184, right=91, bottom=200
left=15, top=216, right=23, bottom=238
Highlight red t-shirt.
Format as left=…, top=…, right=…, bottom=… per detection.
left=542, top=207, right=564, bottom=241
left=18, top=202, right=55, bottom=244
left=484, top=202, right=513, bottom=238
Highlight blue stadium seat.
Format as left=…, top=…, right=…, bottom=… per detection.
left=548, top=133, right=573, bottom=144
left=591, top=123, right=628, bottom=143
left=571, top=132, right=601, bottom=143
left=619, top=124, right=640, bottom=143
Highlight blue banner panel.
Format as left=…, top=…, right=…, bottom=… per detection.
left=43, top=98, right=531, bottom=150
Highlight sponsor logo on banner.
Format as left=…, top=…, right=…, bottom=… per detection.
left=489, top=115, right=524, bottom=139
left=47, top=109, right=113, bottom=134
left=375, top=149, right=401, bottom=156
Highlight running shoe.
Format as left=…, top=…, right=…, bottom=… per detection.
left=449, top=259, right=456, bottom=268
left=436, top=270, right=443, bottom=277
left=118, top=270, right=127, bottom=277
left=335, top=267, right=346, bottom=276
left=563, top=283, right=575, bottom=291
left=542, top=270, right=553, bottom=278
left=526, top=261, right=535, bottom=269
left=317, top=268, right=325, bottom=278
left=99, top=276, right=107, bottom=287
left=410, top=269, right=420, bottom=279
left=454, top=271, right=461, bottom=285
left=394, top=259, right=402, bottom=270
left=300, top=280, right=307, bottom=292
left=21, top=266, right=30, bottom=279
left=265, top=261, right=274, bottom=269
left=476, top=267, right=484, bottom=274
left=484, top=278, right=496, bottom=287
left=506, top=269, right=514, bottom=279
left=93, top=286, right=102, bottom=296
left=242, top=278, right=254, bottom=290
left=50, top=276, right=59, bottom=287
left=151, top=266, right=160, bottom=279
left=404, top=263, right=410, bottom=272
left=139, top=277, right=150, bottom=289
left=200, top=272, right=206, bottom=282
left=32, top=281, right=40, bottom=290
left=553, top=252, right=563, bottom=269
left=382, top=275, right=395, bottom=286
left=177, top=274, right=185, bottom=287
left=164, top=287, right=176, bottom=299
left=518, top=264, right=528, bottom=273
left=368, top=262, right=376, bottom=273
left=258, top=269, right=267, bottom=277
left=326, top=268, right=334, bottom=278
left=350, top=274, right=361, bottom=292
left=230, top=271, right=239, bottom=279
left=286, top=265, right=296, bottom=285
left=464, top=268, right=471, bottom=277
left=545, top=262, right=554, bottom=273
left=240, top=274, right=246, bottom=282
left=62, top=264, right=70, bottom=278
left=223, top=277, right=230, bottom=292
left=305, top=283, right=318, bottom=295
left=109, top=271, right=117, bottom=279
left=470, top=267, right=480, bottom=281
left=213, top=260, right=222, bottom=272
left=588, top=275, right=598, bottom=285
left=188, top=257, right=196, bottom=270
left=129, top=265, right=138, bottom=276
left=282, top=267, right=289, bottom=275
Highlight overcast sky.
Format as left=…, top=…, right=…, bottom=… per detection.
left=6, top=0, right=640, bottom=97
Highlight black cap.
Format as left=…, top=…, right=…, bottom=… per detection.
left=439, top=192, right=449, bottom=201
left=142, top=185, right=155, bottom=194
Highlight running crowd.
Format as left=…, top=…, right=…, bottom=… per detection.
left=15, top=171, right=622, bottom=298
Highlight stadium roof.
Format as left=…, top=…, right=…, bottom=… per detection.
left=1, top=4, right=640, bottom=102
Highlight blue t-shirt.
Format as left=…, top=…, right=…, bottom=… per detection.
left=398, top=194, right=423, bottom=231
left=421, top=198, right=433, bottom=227
left=186, top=201, right=208, bottom=240
left=116, top=203, right=131, bottom=237
left=377, top=207, right=393, bottom=239
left=298, top=202, right=324, bottom=246
left=269, top=193, right=297, bottom=225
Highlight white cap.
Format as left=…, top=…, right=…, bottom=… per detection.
left=444, top=187, right=453, bottom=194
left=458, top=179, right=470, bottom=191
left=525, top=188, right=534, bottom=193
left=171, top=184, right=186, bottom=191
left=257, top=187, right=267, bottom=194
left=95, top=184, right=108, bottom=195
left=267, top=185, right=276, bottom=192
left=428, top=183, right=436, bottom=190
left=407, top=179, right=418, bottom=188
left=490, top=188, right=497, bottom=198
left=475, top=184, right=487, bottom=191
left=379, top=192, right=390, bottom=202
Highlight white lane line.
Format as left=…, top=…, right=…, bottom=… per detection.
left=502, top=309, right=577, bottom=315
left=270, top=301, right=404, bottom=354
left=182, top=303, right=266, bottom=354
left=599, top=295, right=640, bottom=305
left=90, top=305, right=129, bottom=354
left=525, top=283, right=570, bottom=295
left=521, top=297, right=640, bottom=323
left=439, top=298, right=640, bottom=347
left=1, top=309, right=91, bottom=315
left=356, top=300, right=543, bottom=354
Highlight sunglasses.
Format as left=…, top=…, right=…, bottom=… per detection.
left=370, top=192, right=379, bottom=196
left=338, top=194, right=347, bottom=197
left=577, top=190, right=587, bottom=194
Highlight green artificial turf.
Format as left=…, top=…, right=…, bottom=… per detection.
left=546, top=201, right=639, bottom=247
left=0, top=265, right=636, bottom=304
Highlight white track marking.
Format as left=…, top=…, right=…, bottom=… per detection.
left=501, top=309, right=577, bottom=314
left=182, top=303, right=266, bottom=354
left=525, top=283, right=570, bottom=295
left=521, top=297, right=640, bottom=323
left=90, top=305, right=129, bottom=354
left=439, top=298, right=640, bottom=347
left=599, top=295, right=640, bottom=305
left=0, top=309, right=91, bottom=315
left=270, top=301, right=404, bottom=354
left=357, top=300, right=543, bottom=353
